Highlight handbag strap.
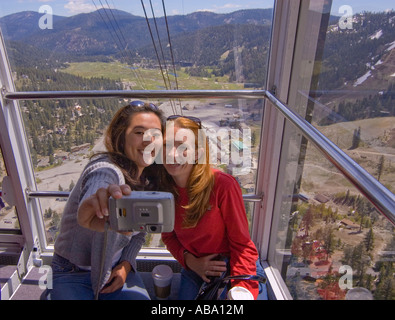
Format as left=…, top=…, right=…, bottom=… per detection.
left=223, top=274, right=267, bottom=284
left=195, top=274, right=267, bottom=300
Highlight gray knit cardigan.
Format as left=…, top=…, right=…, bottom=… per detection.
left=54, top=156, right=146, bottom=294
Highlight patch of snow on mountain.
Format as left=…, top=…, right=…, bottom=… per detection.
left=353, top=70, right=372, bottom=87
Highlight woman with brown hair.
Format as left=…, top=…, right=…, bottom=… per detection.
left=161, top=115, right=263, bottom=300
left=50, top=101, right=165, bottom=300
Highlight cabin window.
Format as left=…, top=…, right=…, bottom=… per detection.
left=265, top=0, right=395, bottom=300
left=0, top=1, right=393, bottom=300
left=0, top=1, right=274, bottom=248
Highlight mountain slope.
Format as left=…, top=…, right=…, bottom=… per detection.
left=319, top=11, right=395, bottom=92
left=0, top=11, right=66, bottom=40
left=0, top=8, right=273, bottom=57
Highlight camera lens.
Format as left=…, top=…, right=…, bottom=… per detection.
left=149, top=226, right=157, bottom=232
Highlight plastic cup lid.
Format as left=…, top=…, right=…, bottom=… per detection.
left=152, top=264, right=173, bottom=280
left=228, top=286, right=254, bottom=300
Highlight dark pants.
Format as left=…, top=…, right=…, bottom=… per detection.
left=178, top=259, right=268, bottom=300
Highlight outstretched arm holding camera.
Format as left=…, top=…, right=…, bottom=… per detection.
left=77, top=183, right=135, bottom=294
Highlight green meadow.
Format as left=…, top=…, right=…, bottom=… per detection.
left=60, top=61, right=244, bottom=91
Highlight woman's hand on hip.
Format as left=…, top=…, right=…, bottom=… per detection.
left=184, top=253, right=227, bottom=283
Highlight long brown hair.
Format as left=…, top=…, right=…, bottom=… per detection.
left=95, top=102, right=166, bottom=190
left=163, top=117, right=215, bottom=228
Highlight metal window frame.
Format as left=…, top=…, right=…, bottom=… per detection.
left=0, top=32, right=45, bottom=256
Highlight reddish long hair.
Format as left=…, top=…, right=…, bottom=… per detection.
left=163, top=117, right=215, bottom=228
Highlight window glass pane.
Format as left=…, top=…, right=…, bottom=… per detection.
left=315, top=3, right=395, bottom=195
left=0, top=1, right=274, bottom=246
left=290, top=1, right=395, bottom=197
left=270, top=125, right=395, bottom=300
left=270, top=1, right=395, bottom=300
left=0, top=147, right=21, bottom=231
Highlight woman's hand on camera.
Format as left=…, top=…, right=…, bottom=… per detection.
left=77, top=184, right=131, bottom=232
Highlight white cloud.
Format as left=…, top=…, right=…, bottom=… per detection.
left=64, top=0, right=96, bottom=15
left=16, top=0, right=53, bottom=2
left=201, top=3, right=246, bottom=13
left=220, top=4, right=244, bottom=10
left=16, top=0, right=53, bottom=3
left=196, top=9, right=215, bottom=13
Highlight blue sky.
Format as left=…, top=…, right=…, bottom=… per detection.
left=0, top=0, right=393, bottom=18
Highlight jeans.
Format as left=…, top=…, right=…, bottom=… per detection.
left=178, top=259, right=268, bottom=300
left=48, top=254, right=150, bottom=300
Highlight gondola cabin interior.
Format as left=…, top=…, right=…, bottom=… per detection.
left=0, top=0, right=394, bottom=301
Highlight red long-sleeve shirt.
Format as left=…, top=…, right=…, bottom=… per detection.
left=161, top=169, right=259, bottom=299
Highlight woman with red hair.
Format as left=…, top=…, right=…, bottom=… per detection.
left=161, top=115, right=265, bottom=300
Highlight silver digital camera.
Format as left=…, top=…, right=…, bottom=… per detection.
left=109, top=191, right=175, bottom=233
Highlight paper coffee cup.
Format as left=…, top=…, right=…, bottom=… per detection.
left=227, top=286, right=254, bottom=300
left=345, top=287, right=373, bottom=300
left=152, top=265, right=173, bottom=300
